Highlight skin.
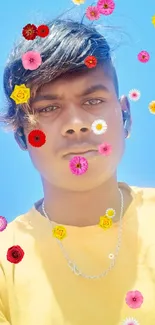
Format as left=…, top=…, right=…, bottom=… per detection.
left=15, top=65, right=132, bottom=227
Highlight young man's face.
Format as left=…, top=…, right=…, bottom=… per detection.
left=18, top=65, right=129, bottom=191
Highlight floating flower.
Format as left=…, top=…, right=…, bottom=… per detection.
left=84, top=55, right=98, bottom=68
left=97, top=0, right=115, bottom=15
left=69, top=156, right=88, bottom=175
left=28, top=130, right=46, bottom=147
left=37, top=25, right=49, bottom=38
left=0, top=216, right=7, bottom=232
left=106, top=208, right=116, bottom=218
left=99, top=215, right=113, bottom=229
left=72, top=0, right=85, bottom=4
left=128, top=89, right=141, bottom=101
left=7, top=245, right=25, bottom=264
left=121, top=317, right=140, bottom=325
left=137, top=50, right=150, bottom=63
left=22, top=24, right=38, bottom=40
left=86, top=6, right=101, bottom=20
left=10, top=84, right=30, bottom=105
left=108, top=253, right=114, bottom=259
left=125, top=290, right=144, bottom=309
left=22, top=51, right=42, bottom=70
left=152, top=15, right=155, bottom=27
left=98, top=142, right=112, bottom=155
left=91, top=119, right=107, bottom=135
left=149, top=100, right=155, bottom=114
left=52, top=225, right=67, bottom=240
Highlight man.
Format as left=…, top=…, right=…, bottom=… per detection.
left=0, top=17, right=155, bottom=325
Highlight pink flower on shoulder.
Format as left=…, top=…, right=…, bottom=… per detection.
left=125, top=290, right=144, bottom=309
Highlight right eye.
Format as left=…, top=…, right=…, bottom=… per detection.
left=38, top=106, right=58, bottom=113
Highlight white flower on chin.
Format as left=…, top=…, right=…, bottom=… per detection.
left=121, top=317, right=140, bottom=325
left=128, top=89, right=141, bottom=101
left=91, top=119, right=108, bottom=135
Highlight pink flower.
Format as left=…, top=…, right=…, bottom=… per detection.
left=0, top=216, right=8, bottom=232
left=98, top=143, right=112, bottom=156
left=86, top=6, right=101, bottom=20
left=125, top=290, right=144, bottom=309
left=137, top=50, right=150, bottom=63
left=69, top=156, right=88, bottom=175
left=128, top=89, right=141, bottom=101
left=97, top=0, right=115, bottom=15
left=22, top=51, right=42, bottom=70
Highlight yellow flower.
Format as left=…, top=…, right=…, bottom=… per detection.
left=72, top=0, right=85, bottom=4
left=106, top=208, right=116, bottom=219
left=152, top=15, right=155, bottom=27
left=99, top=215, right=113, bottom=230
left=10, top=84, right=30, bottom=104
left=149, top=101, right=155, bottom=114
left=52, top=225, right=67, bottom=240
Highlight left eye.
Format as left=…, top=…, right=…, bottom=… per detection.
left=84, top=99, right=104, bottom=105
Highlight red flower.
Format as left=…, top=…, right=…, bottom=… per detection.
left=84, top=55, right=97, bottom=68
left=7, top=245, right=25, bottom=264
left=28, top=130, right=46, bottom=147
left=22, top=24, right=38, bottom=40
left=37, top=25, right=49, bottom=38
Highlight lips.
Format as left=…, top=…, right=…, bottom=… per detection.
left=63, top=149, right=97, bottom=157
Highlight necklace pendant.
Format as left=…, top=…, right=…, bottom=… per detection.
left=73, top=265, right=81, bottom=276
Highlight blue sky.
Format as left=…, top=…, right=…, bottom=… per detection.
left=0, top=0, right=155, bottom=222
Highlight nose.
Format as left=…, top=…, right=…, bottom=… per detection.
left=66, top=127, right=89, bottom=135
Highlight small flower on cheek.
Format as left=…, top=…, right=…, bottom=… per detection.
left=98, top=142, right=112, bottom=156
left=28, top=130, right=46, bottom=147
left=91, top=119, right=108, bottom=135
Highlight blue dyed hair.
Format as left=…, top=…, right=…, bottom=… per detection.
left=0, top=15, right=119, bottom=133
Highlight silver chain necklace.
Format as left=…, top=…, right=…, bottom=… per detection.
left=41, top=188, right=124, bottom=280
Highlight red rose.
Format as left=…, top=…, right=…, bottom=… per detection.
left=28, top=129, right=46, bottom=147
left=7, top=245, right=25, bottom=264
left=37, top=25, right=49, bottom=38
left=84, top=55, right=98, bottom=68
left=22, top=24, right=38, bottom=40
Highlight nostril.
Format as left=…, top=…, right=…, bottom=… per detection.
left=67, top=129, right=74, bottom=134
left=81, top=128, right=88, bottom=132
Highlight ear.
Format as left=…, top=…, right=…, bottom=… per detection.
left=119, top=95, right=132, bottom=138
left=14, top=128, right=28, bottom=151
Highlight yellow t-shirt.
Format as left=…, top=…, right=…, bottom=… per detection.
left=0, top=182, right=155, bottom=325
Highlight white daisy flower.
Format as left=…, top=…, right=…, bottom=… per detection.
left=121, top=317, right=140, bottom=325
left=108, top=253, right=114, bottom=259
left=128, top=89, right=141, bottom=101
left=91, top=119, right=108, bottom=135
left=106, top=208, right=116, bottom=218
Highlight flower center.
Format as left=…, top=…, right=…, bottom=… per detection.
left=27, top=29, right=33, bottom=35
left=76, top=163, right=81, bottom=168
left=35, top=136, right=40, bottom=141
left=91, top=11, right=95, bottom=15
left=103, top=4, right=108, bottom=8
left=12, top=251, right=19, bottom=258
left=96, top=123, right=102, bottom=130
left=142, top=55, right=146, bottom=59
left=133, top=297, right=136, bottom=301
left=17, top=91, right=24, bottom=99
left=29, top=58, right=34, bottom=63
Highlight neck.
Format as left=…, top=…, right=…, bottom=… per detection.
left=39, top=175, right=129, bottom=227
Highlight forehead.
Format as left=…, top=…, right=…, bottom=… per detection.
left=36, top=65, right=115, bottom=96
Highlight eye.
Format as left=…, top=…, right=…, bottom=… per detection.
left=38, top=106, right=58, bottom=113
left=84, top=99, right=104, bottom=105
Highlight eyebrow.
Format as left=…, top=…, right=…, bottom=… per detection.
left=31, top=84, right=109, bottom=104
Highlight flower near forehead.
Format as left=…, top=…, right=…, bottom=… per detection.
left=22, top=51, right=42, bottom=70
left=72, top=0, right=85, bottom=4
left=137, top=50, right=150, bottom=63
left=148, top=100, right=155, bottom=114
left=128, top=89, right=141, bottom=101
left=0, top=216, right=7, bottom=232
left=86, top=6, right=101, bottom=20
left=10, top=84, right=30, bottom=105
left=69, top=156, right=88, bottom=175
left=28, top=130, right=46, bottom=147
left=97, top=0, right=115, bottom=15
left=125, top=290, right=144, bottom=309
left=91, top=119, right=107, bottom=135
left=22, top=24, right=38, bottom=40
left=106, top=208, right=116, bottom=218
left=37, top=25, right=49, bottom=38
left=84, top=55, right=98, bottom=68
left=52, top=226, right=67, bottom=240
left=99, top=215, right=113, bottom=229
left=98, top=142, right=112, bottom=156
left=152, top=15, right=155, bottom=27
left=121, top=317, right=140, bottom=325
left=7, top=245, right=25, bottom=264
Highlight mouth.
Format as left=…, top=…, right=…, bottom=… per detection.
left=63, top=149, right=98, bottom=160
